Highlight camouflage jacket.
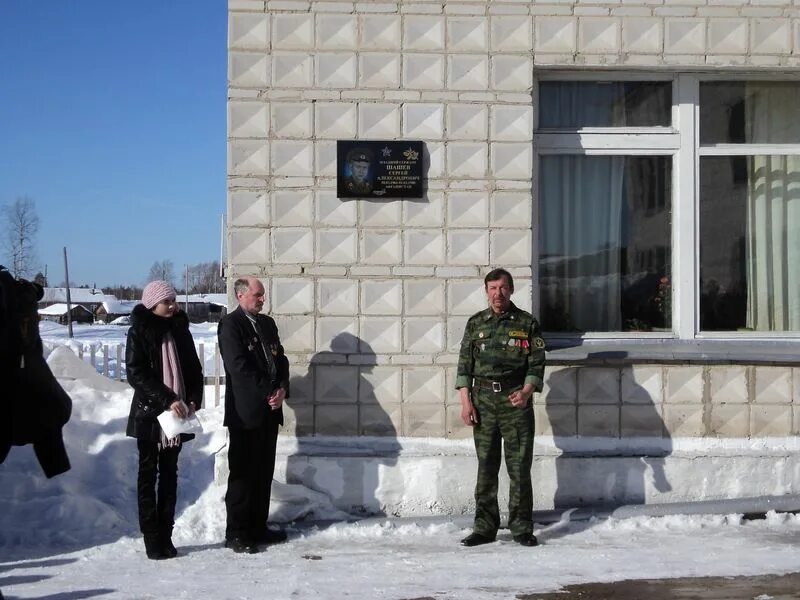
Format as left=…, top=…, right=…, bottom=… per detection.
left=346, top=177, right=372, bottom=194
left=455, top=302, right=546, bottom=392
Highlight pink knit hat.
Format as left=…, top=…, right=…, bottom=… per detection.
left=141, top=280, right=177, bottom=309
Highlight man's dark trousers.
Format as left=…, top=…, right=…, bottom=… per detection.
left=225, top=418, right=279, bottom=541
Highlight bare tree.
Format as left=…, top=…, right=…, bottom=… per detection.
left=188, top=261, right=225, bottom=294
left=147, top=260, right=175, bottom=285
left=2, top=196, right=40, bottom=278
left=106, top=284, right=144, bottom=300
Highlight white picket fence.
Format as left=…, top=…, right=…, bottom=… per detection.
left=48, top=342, right=225, bottom=407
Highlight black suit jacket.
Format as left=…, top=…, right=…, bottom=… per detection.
left=218, top=306, right=289, bottom=429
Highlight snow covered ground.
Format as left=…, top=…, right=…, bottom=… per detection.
left=2, top=342, right=800, bottom=599
left=3, top=512, right=800, bottom=600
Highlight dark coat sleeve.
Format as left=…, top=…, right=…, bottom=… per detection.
left=1, top=268, right=71, bottom=476
left=0, top=269, right=10, bottom=464
left=175, top=322, right=204, bottom=409
left=218, top=313, right=275, bottom=428
left=125, top=326, right=176, bottom=413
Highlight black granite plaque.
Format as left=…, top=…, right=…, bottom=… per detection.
left=337, top=140, right=424, bottom=199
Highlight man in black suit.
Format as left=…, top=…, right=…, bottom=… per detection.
left=218, top=276, right=290, bottom=553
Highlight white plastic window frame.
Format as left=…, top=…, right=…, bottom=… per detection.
left=695, top=74, right=800, bottom=340
left=534, top=72, right=800, bottom=341
left=533, top=72, right=682, bottom=340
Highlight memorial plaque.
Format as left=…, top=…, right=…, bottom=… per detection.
left=337, top=140, right=424, bottom=199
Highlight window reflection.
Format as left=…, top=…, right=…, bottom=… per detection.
left=700, top=82, right=800, bottom=144
left=539, top=81, right=672, bottom=128
left=700, top=156, right=800, bottom=331
left=539, top=155, right=672, bottom=333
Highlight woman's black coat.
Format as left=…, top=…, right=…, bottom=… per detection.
left=125, top=304, right=203, bottom=442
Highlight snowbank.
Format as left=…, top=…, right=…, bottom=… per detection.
left=0, top=347, right=346, bottom=556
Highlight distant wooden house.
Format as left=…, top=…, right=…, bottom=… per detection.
left=95, top=300, right=139, bottom=323
left=39, top=287, right=116, bottom=315
left=38, top=303, right=93, bottom=325
left=179, top=294, right=228, bottom=323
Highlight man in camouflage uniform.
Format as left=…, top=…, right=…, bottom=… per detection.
left=456, top=268, right=546, bottom=547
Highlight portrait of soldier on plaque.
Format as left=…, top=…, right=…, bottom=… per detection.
left=343, top=147, right=373, bottom=195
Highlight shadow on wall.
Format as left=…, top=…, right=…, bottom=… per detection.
left=545, top=359, right=672, bottom=510
left=284, top=333, right=403, bottom=518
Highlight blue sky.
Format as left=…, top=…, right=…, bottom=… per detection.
left=0, top=1, right=227, bottom=287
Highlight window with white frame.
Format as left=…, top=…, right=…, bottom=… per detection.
left=534, top=75, right=800, bottom=339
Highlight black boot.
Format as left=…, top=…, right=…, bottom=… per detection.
left=512, top=533, right=539, bottom=547
left=160, top=529, right=178, bottom=558
left=144, top=534, right=166, bottom=560
left=460, top=532, right=495, bottom=547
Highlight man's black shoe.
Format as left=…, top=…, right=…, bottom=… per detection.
left=460, top=533, right=495, bottom=547
left=254, top=529, right=288, bottom=545
left=512, top=533, right=539, bottom=547
left=225, top=537, right=259, bottom=554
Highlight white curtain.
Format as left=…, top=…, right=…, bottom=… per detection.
left=539, top=82, right=670, bottom=128
left=745, top=84, right=800, bottom=331
left=540, top=156, right=625, bottom=331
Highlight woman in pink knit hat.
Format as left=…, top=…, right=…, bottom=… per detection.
left=125, top=280, right=203, bottom=560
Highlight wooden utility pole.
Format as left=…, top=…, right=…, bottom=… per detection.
left=63, top=247, right=73, bottom=339
left=184, top=264, right=189, bottom=313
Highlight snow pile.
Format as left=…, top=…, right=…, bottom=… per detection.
left=0, top=347, right=351, bottom=554
left=1, top=348, right=132, bottom=547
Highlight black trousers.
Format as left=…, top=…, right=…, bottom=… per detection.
left=225, top=419, right=279, bottom=540
left=137, top=440, right=180, bottom=536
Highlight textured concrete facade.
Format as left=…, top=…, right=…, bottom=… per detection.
left=226, top=0, right=800, bottom=442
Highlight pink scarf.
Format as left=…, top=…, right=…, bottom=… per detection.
left=159, top=331, right=185, bottom=449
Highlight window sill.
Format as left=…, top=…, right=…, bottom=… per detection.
left=545, top=338, right=800, bottom=366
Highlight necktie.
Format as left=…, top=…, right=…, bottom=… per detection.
left=249, top=317, right=277, bottom=382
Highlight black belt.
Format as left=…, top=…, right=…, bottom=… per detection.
left=473, top=378, right=523, bottom=393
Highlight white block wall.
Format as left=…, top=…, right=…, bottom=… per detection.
left=227, top=0, right=800, bottom=440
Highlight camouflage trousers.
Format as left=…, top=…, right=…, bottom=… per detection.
left=470, top=387, right=534, bottom=538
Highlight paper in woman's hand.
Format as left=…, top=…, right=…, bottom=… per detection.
left=157, top=410, right=203, bottom=439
